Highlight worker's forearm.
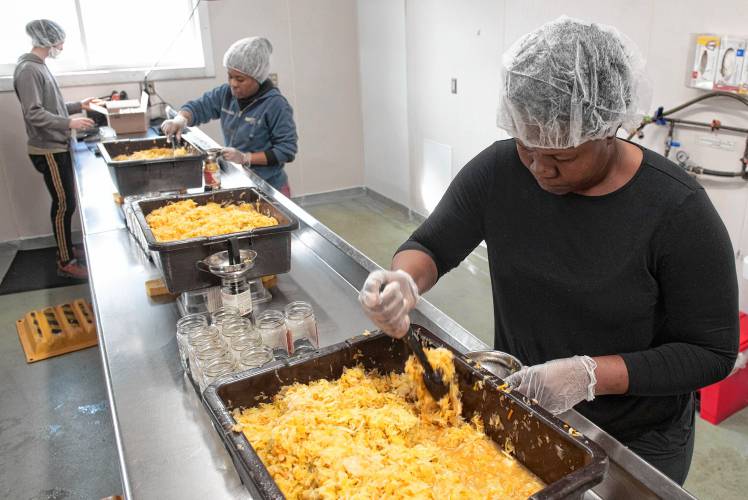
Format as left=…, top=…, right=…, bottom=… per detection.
left=592, top=354, right=629, bottom=395
left=178, top=109, right=193, bottom=126
left=391, top=249, right=438, bottom=294
left=248, top=151, right=267, bottom=165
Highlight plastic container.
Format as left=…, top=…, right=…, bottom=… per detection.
left=699, top=312, right=748, bottom=424
left=133, top=187, right=299, bottom=294
left=203, top=326, right=608, bottom=499
left=97, top=136, right=205, bottom=196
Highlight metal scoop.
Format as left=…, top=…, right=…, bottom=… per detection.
left=403, top=326, right=449, bottom=401
left=169, top=134, right=178, bottom=156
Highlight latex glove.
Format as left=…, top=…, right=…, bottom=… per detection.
left=161, top=114, right=188, bottom=141
left=358, top=269, right=419, bottom=339
left=222, top=147, right=250, bottom=166
left=80, top=97, right=104, bottom=111
left=730, top=350, right=747, bottom=376
left=69, top=117, right=95, bottom=130
left=505, top=355, right=597, bottom=415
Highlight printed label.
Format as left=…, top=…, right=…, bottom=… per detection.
left=221, top=290, right=253, bottom=316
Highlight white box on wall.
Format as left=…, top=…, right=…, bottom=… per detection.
left=714, top=36, right=746, bottom=92
left=741, top=46, right=748, bottom=94
left=690, top=34, right=721, bottom=90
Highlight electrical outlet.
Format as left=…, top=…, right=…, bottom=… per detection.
left=451, top=78, right=457, bottom=94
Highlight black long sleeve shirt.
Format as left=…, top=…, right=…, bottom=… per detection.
left=399, top=139, right=739, bottom=442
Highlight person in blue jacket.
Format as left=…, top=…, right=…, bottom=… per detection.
left=161, top=37, right=298, bottom=195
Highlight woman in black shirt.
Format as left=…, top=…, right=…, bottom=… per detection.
left=359, top=17, right=738, bottom=485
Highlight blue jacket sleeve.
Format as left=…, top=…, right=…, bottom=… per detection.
left=265, top=98, right=298, bottom=163
left=181, top=85, right=227, bottom=126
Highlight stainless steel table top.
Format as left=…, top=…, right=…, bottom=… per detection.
left=72, top=131, right=694, bottom=500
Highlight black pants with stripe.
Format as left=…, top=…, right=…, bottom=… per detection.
left=29, top=151, right=77, bottom=265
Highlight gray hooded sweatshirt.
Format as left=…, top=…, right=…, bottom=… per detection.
left=13, top=53, right=81, bottom=152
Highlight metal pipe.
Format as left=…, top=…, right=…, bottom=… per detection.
left=664, top=117, right=748, bottom=134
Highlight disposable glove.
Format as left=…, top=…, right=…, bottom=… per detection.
left=731, top=350, right=747, bottom=376
left=160, top=114, right=188, bottom=141
left=80, top=97, right=104, bottom=111
left=222, top=147, right=250, bottom=165
left=505, top=355, right=597, bottom=415
left=358, top=269, right=419, bottom=339
left=69, top=117, right=94, bottom=130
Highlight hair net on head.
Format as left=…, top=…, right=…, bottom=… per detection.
left=497, top=16, right=650, bottom=149
left=223, top=37, right=273, bottom=83
left=25, top=19, right=66, bottom=48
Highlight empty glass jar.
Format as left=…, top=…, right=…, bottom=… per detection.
left=221, top=317, right=255, bottom=349
left=256, top=309, right=290, bottom=359
left=211, top=306, right=240, bottom=331
left=187, top=325, right=223, bottom=379
left=195, top=345, right=232, bottom=369
left=230, top=332, right=263, bottom=360
left=239, top=345, right=273, bottom=370
left=176, top=313, right=209, bottom=373
left=284, top=301, right=319, bottom=355
left=201, top=359, right=235, bottom=391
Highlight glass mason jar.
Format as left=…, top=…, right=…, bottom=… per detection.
left=211, top=306, right=240, bottom=332
left=256, top=309, right=290, bottom=359
left=239, top=345, right=273, bottom=370
left=220, top=275, right=253, bottom=317
left=203, top=152, right=221, bottom=191
left=230, top=332, right=263, bottom=360
left=176, top=314, right=209, bottom=373
left=200, top=359, right=235, bottom=391
left=187, top=325, right=223, bottom=379
left=196, top=345, right=232, bottom=367
left=221, top=317, right=255, bottom=349
left=187, top=324, right=222, bottom=347
left=284, top=301, right=319, bottom=355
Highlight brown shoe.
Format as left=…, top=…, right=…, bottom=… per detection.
left=58, top=259, right=88, bottom=280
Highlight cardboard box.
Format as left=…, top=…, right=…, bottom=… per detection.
left=690, top=34, right=721, bottom=90
left=89, top=92, right=149, bottom=135
left=714, top=36, right=746, bottom=92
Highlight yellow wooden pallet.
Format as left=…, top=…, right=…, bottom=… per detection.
left=16, top=299, right=98, bottom=363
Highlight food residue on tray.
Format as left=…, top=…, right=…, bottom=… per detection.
left=112, top=146, right=190, bottom=161
left=232, top=347, right=544, bottom=499
left=145, top=199, right=278, bottom=242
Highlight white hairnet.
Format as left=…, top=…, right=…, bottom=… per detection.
left=25, top=19, right=66, bottom=48
left=497, top=16, right=650, bottom=149
left=223, top=37, right=273, bottom=83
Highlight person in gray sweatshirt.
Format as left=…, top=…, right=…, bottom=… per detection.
left=14, top=19, right=99, bottom=279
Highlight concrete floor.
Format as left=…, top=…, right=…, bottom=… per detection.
left=303, top=189, right=748, bottom=500
left=0, top=279, right=121, bottom=499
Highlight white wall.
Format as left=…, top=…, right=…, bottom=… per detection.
left=356, top=0, right=410, bottom=207
left=359, top=0, right=748, bottom=307
left=0, top=0, right=365, bottom=242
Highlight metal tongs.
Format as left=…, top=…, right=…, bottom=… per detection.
left=169, top=133, right=178, bottom=156
left=403, top=326, right=449, bottom=401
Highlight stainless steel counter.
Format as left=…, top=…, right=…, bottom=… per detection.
left=72, top=131, right=695, bottom=500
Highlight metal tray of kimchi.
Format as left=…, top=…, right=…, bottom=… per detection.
left=203, top=325, right=608, bottom=499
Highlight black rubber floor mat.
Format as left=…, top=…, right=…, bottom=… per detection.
left=0, top=247, right=87, bottom=296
